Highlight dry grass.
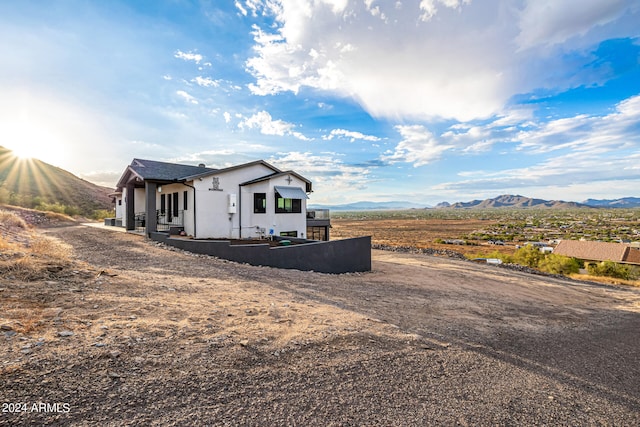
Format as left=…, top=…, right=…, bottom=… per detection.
left=0, top=210, right=73, bottom=280
left=0, top=209, right=28, bottom=228
left=569, top=273, right=640, bottom=288
left=331, top=217, right=517, bottom=256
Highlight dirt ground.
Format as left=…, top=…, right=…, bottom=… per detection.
left=331, top=217, right=518, bottom=256
left=2, top=222, right=640, bottom=425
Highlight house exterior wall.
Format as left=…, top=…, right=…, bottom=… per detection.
left=241, top=175, right=308, bottom=239
left=155, top=182, right=190, bottom=231
left=114, top=195, right=123, bottom=221
left=192, top=163, right=287, bottom=239
left=120, top=187, right=131, bottom=228
left=189, top=164, right=308, bottom=239
left=134, top=188, right=146, bottom=214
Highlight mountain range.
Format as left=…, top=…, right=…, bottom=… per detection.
left=311, top=195, right=640, bottom=211
left=581, top=197, right=640, bottom=208
left=0, top=146, right=113, bottom=216
left=435, top=194, right=587, bottom=209
left=2, top=146, right=638, bottom=215
left=435, top=195, right=640, bottom=209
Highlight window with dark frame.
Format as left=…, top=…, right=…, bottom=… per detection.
left=183, top=191, right=188, bottom=211
left=167, top=193, right=172, bottom=221
left=275, top=192, right=301, bottom=213
left=173, top=192, right=179, bottom=217
left=254, top=193, right=266, bottom=213
left=280, top=231, right=298, bottom=237
left=160, top=194, right=166, bottom=214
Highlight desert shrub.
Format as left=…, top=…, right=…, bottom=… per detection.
left=30, top=236, right=72, bottom=262
left=35, top=202, right=80, bottom=216
left=512, top=244, right=545, bottom=268
left=587, top=261, right=635, bottom=280
left=466, top=250, right=513, bottom=263
left=538, top=254, right=581, bottom=275
left=91, top=209, right=114, bottom=220
left=0, top=210, right=28, bottom=228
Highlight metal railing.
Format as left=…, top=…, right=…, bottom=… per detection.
left=307, top=209, right=330, bottom=220
left=134, top=212, right=146, bottom=232
left=157, top=209, right=184, bottom=232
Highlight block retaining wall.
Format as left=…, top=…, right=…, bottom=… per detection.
left=148, top=232, right=371, bottom=274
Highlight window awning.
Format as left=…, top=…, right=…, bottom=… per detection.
left=274, top=186, right=309, bottom=199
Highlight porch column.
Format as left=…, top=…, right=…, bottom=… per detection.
left=145, top=182, right=157, bottom=235
left=125, top=183, right=136, bottom=231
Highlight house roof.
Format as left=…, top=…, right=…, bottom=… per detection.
left=115, top=159, right=217, bottom=188
left=553, top=240, right=640, bottom=264
left=240, top=170, right=312, bottom=193
left=129, top=158, right=217, bottom=181
left=115, top=158, right=312, bottom=192
left=182, top=160, right=281, bottom=181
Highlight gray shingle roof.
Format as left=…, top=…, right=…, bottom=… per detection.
left=130, top=159, right=217, bottom=181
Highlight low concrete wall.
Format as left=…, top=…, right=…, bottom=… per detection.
left=148, top=232, right=371, bottom=274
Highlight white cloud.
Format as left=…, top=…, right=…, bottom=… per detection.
left=419, top=0, right=470, bottom=22
left=223, top=112, right=232, bottom=123
left=243, top=0, right=638, bottom=122
left=433, top=94, right=640, bottom=196
left=192, top=76, right=220, bottom=87
left=322, top=128, right=381, bottom=142
left=235, top=1, right=248, bottom=16
left=238, top=110, right=310, bottom=140
left=268, top=151, right=373, bottom=196
left=382, top=125, right=453, bottom=166
left=176, top=90, right=198, bottom=104
left=174, top=50, right=203, bottom=64
left=516, top=94, right=640, bottom=154
left=516, top=0, right=635, bottom=50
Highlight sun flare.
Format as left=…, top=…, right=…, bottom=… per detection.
left=1, top=122, right=65, bottom=164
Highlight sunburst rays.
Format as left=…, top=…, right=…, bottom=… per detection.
left=0, top=147, right=73, bottom=209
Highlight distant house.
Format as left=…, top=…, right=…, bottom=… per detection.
left=553, top=240, right=640, bottom=266
left=111, top=158, right=330, bottom=241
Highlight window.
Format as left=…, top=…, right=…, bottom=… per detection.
left=183, top=191, right=188, bottom=211
left=160, top=194, right=166, bottom=214
left=167, top=194, right=172, bottom=221
left=275, top=192, right=301, bottom=213
left=280, top=231, right=297, bottom=237
left=173, top=192, right=179, bottom=217
left=254, top=193, right=266, bottom=213
left=307, top=226, right=327, bottom=241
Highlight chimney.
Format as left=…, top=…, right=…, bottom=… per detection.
left=198, top=163, right=206, bottom=168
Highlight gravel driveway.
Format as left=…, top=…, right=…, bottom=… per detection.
left=1, top=223, right=639, bottom=426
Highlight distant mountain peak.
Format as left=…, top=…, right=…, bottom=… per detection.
left=582, top=197, right=640, bottom=208
left=441, top=194, right=587, bottom=209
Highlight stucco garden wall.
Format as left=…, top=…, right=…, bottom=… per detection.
left=148, top=232, right=371, bottom=274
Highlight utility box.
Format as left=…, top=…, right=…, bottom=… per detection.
left=228, top=193, right=237, bottom=214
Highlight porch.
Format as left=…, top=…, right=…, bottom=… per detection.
left=132, top=210, right=185, bottom=234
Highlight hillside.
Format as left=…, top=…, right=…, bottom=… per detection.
left=582, top=197, right=640, bottom=208
left=0, top=146, right=113, bottom=216
left=438, top=194, right=588, bottom=209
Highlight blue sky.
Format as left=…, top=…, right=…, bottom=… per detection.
left=1, top=0, right=639, bottom=206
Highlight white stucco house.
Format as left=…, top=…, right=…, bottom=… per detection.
left=110, top=158, right=330, bottom=240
